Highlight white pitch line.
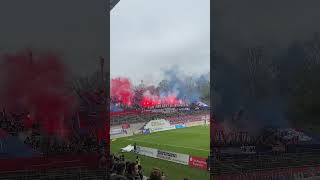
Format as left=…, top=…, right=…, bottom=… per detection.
left=127, top=138, right=210, bottom=152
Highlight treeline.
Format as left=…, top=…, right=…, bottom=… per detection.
left=213, top=33, right=320, bottom=131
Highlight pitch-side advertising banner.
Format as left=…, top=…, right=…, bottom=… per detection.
left=142, top=129, right=150, bottom=135
left=201, top=115, right=210, bottom=121
left=186, top=120, right=205, bottom=127
left=150, top=125, right=176, bottom=133
left=189, top=156, right=207, bottom=170
left=110, top=128, right=123, bottom=135
left=135, top=146, right=189, bottom=165
left=156, top=149, right=190, bottom=165
left=135, top=146, right=157, bottom=158
left=145, top=119, right=176, bottom=133
left=145, top=119, right=170, bottom=129
left=175, top=124, right=186, bottom=129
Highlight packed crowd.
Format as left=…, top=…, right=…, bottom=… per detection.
left=110, top=154, right=169, bottom=180
left=0, top=110, right=101, bottom=156
left=111, top=109, right=209, bottom=125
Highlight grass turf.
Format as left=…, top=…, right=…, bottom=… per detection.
left=111, top=126, right=210, bottom=180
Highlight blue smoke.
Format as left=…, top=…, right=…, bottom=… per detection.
left=161, top=66, right=208, bottom=103
left=110, top=104, right=123, bottom=112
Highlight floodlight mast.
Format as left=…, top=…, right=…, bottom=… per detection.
left=110, top=0, right=120, bottom=11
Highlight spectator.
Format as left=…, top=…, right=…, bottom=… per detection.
left=134, top=142, right=137, bottom=152
left=111, top=162, right=127, bottom=180
left=136, top=156, right=141, bottom=166
left=138, top=165, right=143, bottom=180
left=99, top=153, right=107, bottom=169
left=125, top=162, right=141, bottom=180
left=148, top=168, right=165, bottom=180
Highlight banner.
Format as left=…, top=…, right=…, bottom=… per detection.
left=175, top=124, right=186, bottom=129
left=110, top=128, right=123, bottom=135
left=134, top=146, right=190, bottom=166
left=145, top=119, right=170, bottom=129
left=156, top=149, right=189, bottom=165
left=145, top=119, right=176, bottom=133
left=166, top=115, right=208, bottom=122
left=189, top=156, right=207, bottom=170
left=135, top=146, right=158, bottom=158
left=150, top=125, right=176, bottom=133
left=186, top=120, right=205, bottom=127
left=143, top=129, right=150, bottom=135
left=201, top=115, right=210, bottom=121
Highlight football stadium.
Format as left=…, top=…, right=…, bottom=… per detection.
left=110, top=76, right=211, bottom=180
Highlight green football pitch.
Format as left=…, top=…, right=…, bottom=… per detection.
left=111, top=126, right=210, bottom=180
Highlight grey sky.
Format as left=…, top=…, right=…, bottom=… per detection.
left=0, top=0, right=108, bottom=77
left=111, top=0, right=210, bottom=85
left=213, top=0, right=320, bottom=59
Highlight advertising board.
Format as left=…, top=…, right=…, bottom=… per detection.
left=110, top=128, right=123, bottom=135
left=175, top=124, right=186, bottom=129
left=186, top=120, right=205, bottom=127
left=150, top=125, right=176, bottom=133
left=142, top=129, right=150, bottom=135
left=189, top=156, right=207, bottom=170
left=135, top=146, right=157, bottom=158
left=145, top=119, right=175, bottom=133
left=134, top=146, right=189, bottom=165
left=156, top=149, right=189, bottom=165
left=201, top=115, right=210, bottom=121
left=145, top=119, right=169, bottom=129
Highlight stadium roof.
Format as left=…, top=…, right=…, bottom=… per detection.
left=110, top=0, right=120, bottom=11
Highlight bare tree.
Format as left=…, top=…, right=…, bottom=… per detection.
left=246, top=46, right=264, bottom=98
left=303, top=32, right=320, bottom=70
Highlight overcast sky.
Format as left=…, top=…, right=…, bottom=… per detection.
left=213, top=0, right=320, bottom=59
left=111, top=0, right=210, bottom=85
left=0, top=0, right=108, bottom=77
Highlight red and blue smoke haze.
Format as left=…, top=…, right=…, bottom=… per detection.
left=110, top=67, right=209, bottom=109
left=0, top=50, right=77, bottom=137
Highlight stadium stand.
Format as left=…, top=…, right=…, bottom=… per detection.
left=111, top=109, right=209, bottom=126
left=0, top=111, right=108, bottom=179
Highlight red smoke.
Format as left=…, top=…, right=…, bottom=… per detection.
left=110, top=77, right=186, bottom=108
left=0, top=50, right=77, bottom=137
left=110, top=78, right=133, bottom=105
left=140, top=95, right=182, bottom=108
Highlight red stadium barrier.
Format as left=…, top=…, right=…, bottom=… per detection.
left=189, top=156, right=207, bottom=170
left=110, top=110, right=160, bottom=117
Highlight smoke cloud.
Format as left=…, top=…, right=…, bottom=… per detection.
left=0, top=50, right=77, bottom=137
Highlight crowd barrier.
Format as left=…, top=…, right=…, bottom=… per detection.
left=135, top=146, right=207, bottom=170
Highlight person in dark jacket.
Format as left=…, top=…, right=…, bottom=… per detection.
left=125, top=162, right=141, bottom=180
left=136, top=156, right=141, bottom=166
left=138, top=165, right=144, bottom=180
left=148, top=167, right=165, bottom=180
left=111, top=162, right=127, bottom=180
